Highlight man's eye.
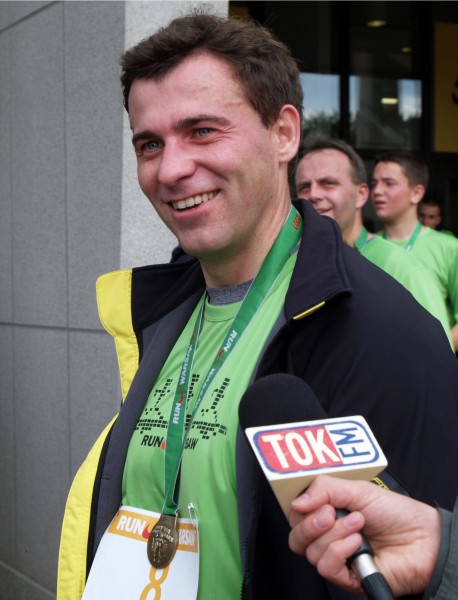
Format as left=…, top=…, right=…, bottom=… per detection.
left=195, top=127, right=213, bottom=137
left=145, top=140, right=161, bottom=151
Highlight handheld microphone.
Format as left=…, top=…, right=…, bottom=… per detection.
left=238, top=373, right=395, bottom=600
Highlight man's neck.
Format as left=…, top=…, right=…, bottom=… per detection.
left=200, top=249, right=268, bottom=288
left=344, top=215, right=364, bottom=247
left=383, top=213, right=420, bottom=241
left=199, top=204, right=292, bottom=288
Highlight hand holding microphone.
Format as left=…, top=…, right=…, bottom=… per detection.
left=239, top=374, right=397, bottom=600
left=289, top=475, right=441, bottom=597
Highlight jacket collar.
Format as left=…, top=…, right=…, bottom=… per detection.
left=285, top=199, right=352, bottom=320
left=130, top=199, right=352, bottom=331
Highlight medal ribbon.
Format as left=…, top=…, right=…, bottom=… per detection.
left=161, top=207, right=303, bottom=517
left=382, top=221, right=421, bottom=252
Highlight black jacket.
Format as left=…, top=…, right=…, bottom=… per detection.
left=90, top=200, right=458, bottom=599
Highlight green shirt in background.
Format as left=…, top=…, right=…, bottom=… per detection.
left=360, top=232, right=453, bottom=347
left=389, top=226, right=458, bottom=330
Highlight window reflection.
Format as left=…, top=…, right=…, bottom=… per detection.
left=350, top=76, right=421, bottom=149
left=300, top=73, right=340, bottom=138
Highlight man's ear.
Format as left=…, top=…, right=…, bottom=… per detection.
left=356, top=182, right=370, bottom=210
left=411, top=184, right=426, bottom=205
left=274, top=104, right=301, bottom=164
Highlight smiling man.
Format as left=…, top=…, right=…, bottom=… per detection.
left=128, top=51, right=296, bottom=287
left=58, top=12, right=458, bottom=600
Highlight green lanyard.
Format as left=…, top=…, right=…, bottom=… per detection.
left=162, top=207, right=303, bottom=518
left=147, top=207, right=303, bottom=568
left=354, top=227, right=369, bottom=251
left=382, top=221, right=421, bottom=252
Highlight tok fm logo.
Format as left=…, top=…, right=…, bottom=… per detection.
left=254, top=421, right=379, bottom=474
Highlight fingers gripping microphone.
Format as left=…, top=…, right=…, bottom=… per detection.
left=238, top=374, right=395, bottom=600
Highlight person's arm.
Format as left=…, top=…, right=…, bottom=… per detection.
left=288, top=475, right=441, bottom=597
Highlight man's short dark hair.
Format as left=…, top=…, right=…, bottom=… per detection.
left=297, top=136, right=367, bottom=185
left=374, top=151, right=429, bottom=189
left=120, top=10, right=303, bottom=129
left=419, top=197, right=442, bottom=211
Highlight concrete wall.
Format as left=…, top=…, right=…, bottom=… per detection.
left=0, top=2, right=227, bottom=597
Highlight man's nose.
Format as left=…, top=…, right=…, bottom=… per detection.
left=307, top=183, right=323, bottom=203
left=371, top=181, right=382, bottom=197
left=157, top=141, right=196, bottom=186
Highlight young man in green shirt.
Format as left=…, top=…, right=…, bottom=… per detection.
left=372, top=151, right=458, bottom=350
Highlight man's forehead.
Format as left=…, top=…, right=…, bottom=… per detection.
left=298, top=150, right=351, bottom=178
left=374, top=161, right=405, bottom=178
left=128, top=54, right=250, bottom=130
left=129, top=52, right=240, bottom=99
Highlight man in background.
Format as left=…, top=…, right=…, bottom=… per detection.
left=295, top=136, right=452, bottom=347
left=372, top=150, right=458, bottom=350
left=418, top=197, right=443, bottom=229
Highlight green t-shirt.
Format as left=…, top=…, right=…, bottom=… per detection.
left=122, top=251, right=297, bottom=599
left=388, top=227, right=458, bottom=328
left=361, top=234, right=453, bottom=346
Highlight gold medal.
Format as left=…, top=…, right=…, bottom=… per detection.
left=147, top=513, right=178, bottom=568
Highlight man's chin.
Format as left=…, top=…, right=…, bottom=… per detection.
left=178, top=244, right=216, bottom=261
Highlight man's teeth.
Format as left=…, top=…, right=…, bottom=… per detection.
left=173, top=192, right=215, bottom=210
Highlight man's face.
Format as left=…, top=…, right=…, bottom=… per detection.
left=371, top=161, right=421, bottom=224
left=295, top=149, right=367, bottom=241
left=418, top=204, right=441, bottom=229
left=128, top=52, right=295, bottom=272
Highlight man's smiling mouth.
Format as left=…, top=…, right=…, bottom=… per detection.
left=172, top=191, right=219, bottom=210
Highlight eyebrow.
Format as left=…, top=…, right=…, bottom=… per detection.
left=372, top=177, right=395, bottom=184
left=318, top=176, right=339, bottom=183
left=296, top=179, right=310, bottom=187
left=132, top=130, right=155, bottom=146
left=131, top=114, right=230, bottom=146
left=176, top=114, right=229, bottom=129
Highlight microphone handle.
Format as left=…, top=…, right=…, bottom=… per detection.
left=335, top=509, right=395, bottom=600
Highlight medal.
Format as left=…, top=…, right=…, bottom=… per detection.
left=147, top=513, right=178, bottom=568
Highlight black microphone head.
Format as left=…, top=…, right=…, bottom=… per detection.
left=238, top=373, right=327, bottom=430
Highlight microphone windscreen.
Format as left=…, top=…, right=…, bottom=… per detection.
left=238, top=373, right=326, bottom=430
left=239, top=374, right=388, bottom=518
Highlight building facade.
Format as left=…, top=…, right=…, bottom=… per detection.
left=0, top=2, right=226, bottom=598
